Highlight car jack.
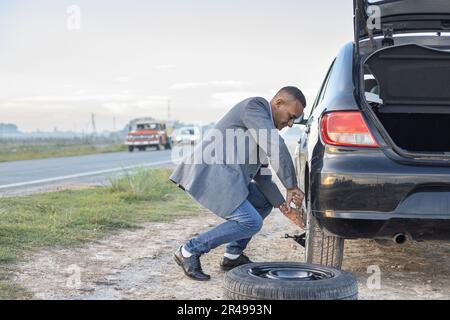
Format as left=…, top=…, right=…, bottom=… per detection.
left=284, top=232, right=306, bottom=248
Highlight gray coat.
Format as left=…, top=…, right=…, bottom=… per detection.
left=169, top=97, right=298, bottom=218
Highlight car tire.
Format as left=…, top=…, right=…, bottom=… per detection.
left=223, top=262, right=358, bottom=300
left=128, top=146, right=134, bottom=152
left=305, top=184, right=345, bottom=269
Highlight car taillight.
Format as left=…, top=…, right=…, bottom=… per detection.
left=321, top=111, right=379, bottom=148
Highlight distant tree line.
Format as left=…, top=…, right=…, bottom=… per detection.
left=0, top=123, right=20, bottom=134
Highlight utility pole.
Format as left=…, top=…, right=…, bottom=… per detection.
left=91, top=113, right=97, bottom=143
left=91, top=113, right=97, bottom=134
left=112, top=116, right=117, bottom=142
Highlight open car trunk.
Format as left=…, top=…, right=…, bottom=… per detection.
left=364, top=44, right=450, bottom=154
left=374, top=112, right=450, bottom=153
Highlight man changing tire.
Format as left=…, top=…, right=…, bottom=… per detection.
left=170, top=87, right=306, bottom=281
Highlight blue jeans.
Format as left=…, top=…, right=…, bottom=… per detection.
left=184, top=182, right=273, bottom=256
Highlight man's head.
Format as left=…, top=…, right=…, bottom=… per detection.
left=270, top=86, right=306, bottom=130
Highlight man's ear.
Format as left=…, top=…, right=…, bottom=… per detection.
left=274, top=97, right=283, bottom=109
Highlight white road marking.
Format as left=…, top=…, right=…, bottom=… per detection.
left=0, top=159, right=174, bottom=190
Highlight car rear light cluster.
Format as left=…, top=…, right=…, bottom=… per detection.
left=321, top=111, right=379, bottom=148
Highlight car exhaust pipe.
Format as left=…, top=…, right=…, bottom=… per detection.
left=393, top=233, right=407, bottom=245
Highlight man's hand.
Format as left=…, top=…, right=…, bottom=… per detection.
left=286, top=186, right=304, bottom=208
left=279, top=203, right=305, bottom=229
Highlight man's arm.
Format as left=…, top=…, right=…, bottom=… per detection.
left=253, top=170, right=305, bottom=228
left=252, top=169, right=285, bottom=208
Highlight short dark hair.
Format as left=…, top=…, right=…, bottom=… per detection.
left=277, top=86, right=306, bottom=108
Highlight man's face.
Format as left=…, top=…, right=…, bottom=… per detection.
left=271, top=95, right=304, bottom=130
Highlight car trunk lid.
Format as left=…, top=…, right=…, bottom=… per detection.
left=354, top=0, right=450, bottom=43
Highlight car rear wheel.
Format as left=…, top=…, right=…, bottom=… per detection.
left=223, top=262, right=357, bottom=300
left=305, top=184, right=344, bottom=269
left=128, top=146, right=134, bottom=152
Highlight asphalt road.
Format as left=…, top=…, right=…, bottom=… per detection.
left=0, top=133, right=300, bottom=197
left=0, top=149, right=175, bottom=197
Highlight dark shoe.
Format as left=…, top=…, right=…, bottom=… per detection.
left=220, top=254, right=253, bottom=271
left=174, top=247, right=210, bottom=281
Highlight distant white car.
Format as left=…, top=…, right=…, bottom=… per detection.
left=171, top=126, right=201, bottom=145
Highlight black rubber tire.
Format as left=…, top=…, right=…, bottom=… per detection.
left=128, top=146, right=134, bottom=152
left=305, top=183, right=344, bottom=269
left=223, top=262, right=358, bottom=300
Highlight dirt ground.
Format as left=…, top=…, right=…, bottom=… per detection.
left=13, top=206, right=450, bottom=300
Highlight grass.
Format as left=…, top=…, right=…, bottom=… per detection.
left=0, top=143, right=127, bottom=162
left=0, top=168, right=201, bottom=299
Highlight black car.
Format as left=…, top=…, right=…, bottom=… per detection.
left=294, top=0, right=450, bottom=268
left=223, top=0, right=450, bottom=300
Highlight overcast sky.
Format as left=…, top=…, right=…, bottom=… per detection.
left=0, top=0, right=354, bottom=132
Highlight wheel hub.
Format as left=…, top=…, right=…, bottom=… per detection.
left=248, top=266, right=334, bottom=281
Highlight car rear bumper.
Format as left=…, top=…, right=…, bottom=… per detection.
left=126, top=141, right=159, bottom=146
left=314, top=211, right=450, bottom=241
left=311, top=146, right=450, bottom=240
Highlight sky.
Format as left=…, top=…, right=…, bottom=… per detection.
left=0, top=0, right=354, bottom=132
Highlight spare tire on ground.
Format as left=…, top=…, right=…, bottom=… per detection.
left=223, top=262, right=358, bottom=300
